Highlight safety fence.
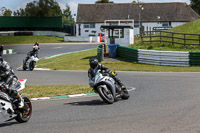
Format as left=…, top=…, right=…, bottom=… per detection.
left=190, top=52, right=200, bottom=66
left=0, top=16, right=62, bottom=29
left=117, top=46, right=138, bottom=62
left=141, top=31, right=200, bottom=46
left=116, top=46, right=200, bottom=67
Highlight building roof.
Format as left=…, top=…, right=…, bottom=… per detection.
left=77, top=2, right=200, bottom=23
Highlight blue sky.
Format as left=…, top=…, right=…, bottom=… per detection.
left=0, top=0, right=190, bottom=17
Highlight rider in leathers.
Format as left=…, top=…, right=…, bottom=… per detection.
left=88, top=58, right=125, bottom=89
left=0, top=57, right=24, bottom=108
left=25, top=44, right=39, bottom=62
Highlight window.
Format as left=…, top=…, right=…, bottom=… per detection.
left=134, top=23, right=140, bottom=28
left=90, top=23, right=95, bottom=28
left=108, top=29, right=124, bottom=38
left=84, top=24, right=90, bottom=28
left=84, top=23, right=95, bottom=28
left=162, top=22, right=169, bottom=27
left=119, top=29, right=124, bottom=38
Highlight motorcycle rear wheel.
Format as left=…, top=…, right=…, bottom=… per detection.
left=97, top=86, right=114, bottom=104
left=15, top=96, right=32, bottom=123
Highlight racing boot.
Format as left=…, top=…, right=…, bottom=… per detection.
left=17, top=93, right=24, bottom=108
left=115, top=76, right=126, bottom=90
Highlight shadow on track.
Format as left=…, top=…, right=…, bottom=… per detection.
left=65, top=100, right=109, bottom=106
left=0, top=121, right=19, bottom=127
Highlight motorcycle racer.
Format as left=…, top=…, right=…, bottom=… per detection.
left=88, top=58, right=125, bottom=89
left=0, top=57, right=24, bottom=109
left=25, top=42, right=40, bottom=62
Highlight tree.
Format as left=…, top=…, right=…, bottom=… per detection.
left=24, top=0, right=62, bottom=17
left=62, top=4, right=74, bottom=23
left=3, top=9, right=12, bottom=16
left=95, top=0, right=114, bottom=3
left=0, top=7, right=12, bottom=16
left=12, top=0, right=74, bottom=23
left=132, top=1, right=137, bottom=3
left=13, top=8, right=26, bottom=16
left=190, top=0, right=200, bottom=15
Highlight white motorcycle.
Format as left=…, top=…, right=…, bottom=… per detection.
left=0, top=79, right=32, bottom=123
left=23, top=55, right=39, bottom=71
left=89, top=70, right=129, bottom=104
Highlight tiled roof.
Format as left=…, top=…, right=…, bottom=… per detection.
left=77, top=2, right=200, bottom=23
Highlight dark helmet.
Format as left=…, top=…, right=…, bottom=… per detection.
left=89, top=58, right=98, bottom=69
left=35, top=42, right=39, bottom=45
left=33, top=45, right=39, bottom=50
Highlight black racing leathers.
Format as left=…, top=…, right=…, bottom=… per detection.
left=25, top=50, right=39, bottom=62
left=0, top=45, right=3, bottom=56
left=88, top=64, right=124, bottom=87
left=0, top=61, right=19, bottom=97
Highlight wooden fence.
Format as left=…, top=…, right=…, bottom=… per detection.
left=141, top=31, right=200, bottom=46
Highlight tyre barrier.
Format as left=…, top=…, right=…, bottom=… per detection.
left=117, top=46, right=200, bottom=67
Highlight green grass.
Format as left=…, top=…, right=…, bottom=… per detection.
left=0, top=35, right=64, bottom=44
left=37, top=49, right=200, bottom=72
left=169, top=19, right=200, bottom=33
left=131, top=19, right=200, bottom=51
left=37, top=49, right=97, bottom=70
left=130, top=41, right=200, bottom=52
left=21, top=85, right=93, bottom=98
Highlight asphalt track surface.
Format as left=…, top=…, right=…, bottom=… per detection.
left=1, top=44, right=200, bottom=133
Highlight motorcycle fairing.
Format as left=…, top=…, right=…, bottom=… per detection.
left=93, top=79, right=116, bottom=98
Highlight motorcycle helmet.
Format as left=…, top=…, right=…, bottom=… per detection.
left=89, top=58, right=98, bottom=69
left=35, top=42, right=39, bottom=46
left=33, top=45, right=39, bottom=51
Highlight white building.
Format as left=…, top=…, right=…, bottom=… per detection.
left=76, top=2, right=199, bottom=37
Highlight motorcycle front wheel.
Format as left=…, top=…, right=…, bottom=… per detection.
left=29, top=61, right=36, bottom=71
left=15, top=96, right=32, bottom=123
left=121, top=87, right=130, bottom=100
left=22, top=60, right=26, bottom=70
left=97, top=85, right=114, bottom=104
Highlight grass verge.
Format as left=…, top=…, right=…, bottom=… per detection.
left=0, top=35, right=65, bottom=44
left=131, top=19, right=200, bottom=51
left=21, top=85, right=93, bottom=98
left=37, top=49, right=200, bottom=72
left=37, top=48, right=97, bottom=70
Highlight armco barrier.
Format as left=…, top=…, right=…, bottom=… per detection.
left=189, top=52, right=200, bottom=66
left=138, top=49, right=190, bottom=67
left=97, top=46, right=102, bottom=62
left=116, top=46, right=200, bottom=67
left=117, top=46, right=138, bottom=62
